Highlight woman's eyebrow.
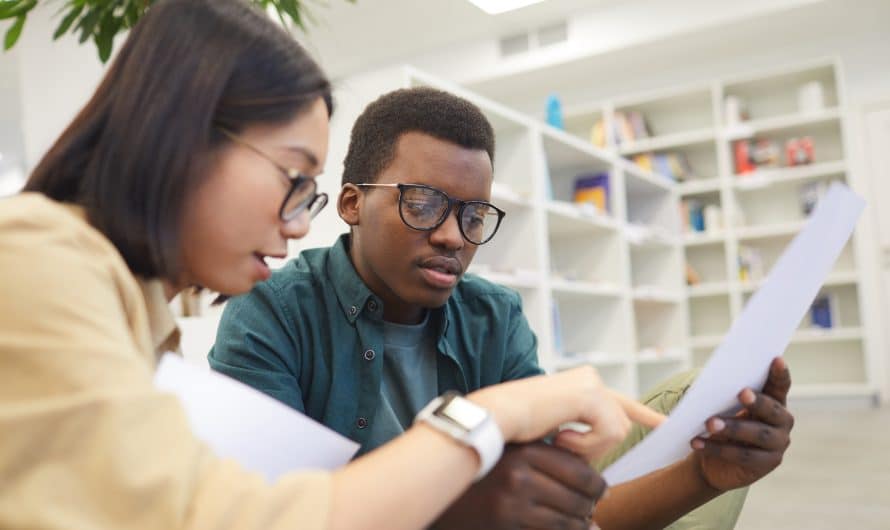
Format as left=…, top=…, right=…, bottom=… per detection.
left=283, top=145, right=320, bottom=170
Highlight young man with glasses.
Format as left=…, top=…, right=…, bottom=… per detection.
left=209, top=87, right=793, bottom=530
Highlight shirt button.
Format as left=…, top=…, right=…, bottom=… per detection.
left=349, top=306, right=358, bottom=316
left=363, top=349, right=376, bottom=361
left=356, top=417, right=369, bottom=429
left=368, top=300, right=378, bottom=312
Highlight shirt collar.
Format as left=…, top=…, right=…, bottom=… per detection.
left=137, top=278, right=181, bottom=357
left=326, top=234, right=381, bottom=323
left=325, top=234, right=454, bottom=341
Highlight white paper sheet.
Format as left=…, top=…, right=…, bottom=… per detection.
left=154, top=354, right=359, bottom=481
left=603, top=183, right=865, bottom=485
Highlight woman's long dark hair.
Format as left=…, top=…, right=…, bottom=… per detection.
left=25, top=0, right=332, bottom=281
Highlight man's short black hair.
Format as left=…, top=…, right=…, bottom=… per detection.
left=342, top=87, right=495, bottom=185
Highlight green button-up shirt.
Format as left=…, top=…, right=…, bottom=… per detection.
left=208, top=234, right=542, bottom=452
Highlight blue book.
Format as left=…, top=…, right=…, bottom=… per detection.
left=810, top=295, right=833, bottom=328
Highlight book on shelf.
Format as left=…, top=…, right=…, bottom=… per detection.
left=590, top=119, right=607, bottom=148
left=809, top=293, right=840, bottom=329
left=628, top=111, right=651, bottom=140
left=633, top=152, right=693, bottom=181
left=572, top=172, right=610, bottom=214
left=680, top=200, right=721, bottom=235
left=613, top=110, right=651, bottom=145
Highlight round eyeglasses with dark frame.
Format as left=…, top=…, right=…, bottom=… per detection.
left=356, top=183, right=506, bottom=245
left=218, top=128, right=328, bottom=222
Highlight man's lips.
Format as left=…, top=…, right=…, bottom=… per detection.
left=417, top=255, right=463, bottom=289
left=417, top=255, right=463, bottom=276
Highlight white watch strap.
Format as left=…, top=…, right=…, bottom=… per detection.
left=466, top=410, right=504, bottom=480
left=415, top=395, right=504, bottom=481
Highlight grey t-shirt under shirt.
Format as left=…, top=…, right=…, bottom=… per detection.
left=364, top=313, right=439, bottom=452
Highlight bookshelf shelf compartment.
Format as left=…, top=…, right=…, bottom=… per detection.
left=732, top=160, right=846, bottom=188
left=684, top=233, right=725, bottom=246
left=724, top=108, right=842, bottom=139
left=553, top=296, right=631, bottom=365
left=619, top=159, right=675, bottom=195
left=791, top=327, right=863, bottom=344
left=551, top=279, right=624, bottom=299
left=619, top=128, right=716, bottom=156
left=735, top=221, right=808, bottom=241
left=689, top=294, right=732, bottom=338
left=471, top=271, right=540, bottom=291
left=688, top=282, right=730, bottom=298
left=546, top=201, right=618, bottom=235
left=680, top=178, right=722, bottom=196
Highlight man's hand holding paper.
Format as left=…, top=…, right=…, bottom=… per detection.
left=689, top=357, right=794, bottom=492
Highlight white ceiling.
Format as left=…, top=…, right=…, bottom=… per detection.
left=293, top=0, right=622, bottom=78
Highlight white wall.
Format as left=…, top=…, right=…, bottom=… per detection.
left=0, top=46, right=26, bottom=195
left=411, top=0, right=890, bottom=116
left=403, top=0, right=827, bottom=92
left=13, top=3, right=110, bottom=169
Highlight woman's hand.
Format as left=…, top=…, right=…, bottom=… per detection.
left=469, top=366, right=665, bottom=462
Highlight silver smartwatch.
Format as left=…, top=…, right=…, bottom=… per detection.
left=415, top=390, right=505, bottom=480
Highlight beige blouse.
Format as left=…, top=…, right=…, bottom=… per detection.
left=0, top=193, right=331, bottom=530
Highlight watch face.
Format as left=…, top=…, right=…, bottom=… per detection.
left=437, top=395, right=489, bottom=431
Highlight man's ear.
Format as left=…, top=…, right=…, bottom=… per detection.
left=338, top=183, right=362, bottom=227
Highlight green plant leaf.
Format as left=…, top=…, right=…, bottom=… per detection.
left=0, top=0, right=36, bottom=20
left=2, top=0, right=358, bottom=57
left=53, top=3, right=84, bottom=40
left=76, top=5, right=102, bottom=43
left=94, top=10, right=120, bottom=62
left=3, top=13, right=25, bottom=50
left=279, top=0, right=302, bottom=26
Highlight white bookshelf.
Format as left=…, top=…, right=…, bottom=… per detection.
left=395, top=67, right=689, bottom=398
left=477, top=58, right=876, bottom=401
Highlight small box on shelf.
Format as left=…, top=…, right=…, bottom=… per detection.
left=572, top=172, right=610, bottom=214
